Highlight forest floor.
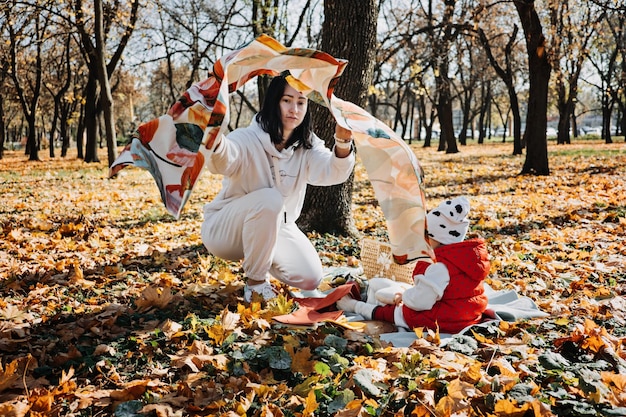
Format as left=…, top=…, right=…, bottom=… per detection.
left=1, top=138, right=625, bottom=416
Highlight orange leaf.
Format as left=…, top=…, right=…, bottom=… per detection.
left=336, top=399, right=364, bottom=417
left=582, top=334, right=606, bottom=353
left=0, top=400, right=30, bottom=417
left=602, top=372, right=626, bottom=391
left=110, top=380, right=150, bottom=401
left=0, top=358, right=23, bottom=392
left=206, top=323, right=226, bottom=345
left=462, top=361, right=483, bottom=384
left=471, top=329, right=492, bottom=344
left=494, top=399, right=526, bottom=416
left=302, top=389, right=318, bottom=416
left=28, top=387, right=54, bottom=413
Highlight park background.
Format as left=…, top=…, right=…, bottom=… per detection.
left=2, top=0, right=626, bottom=416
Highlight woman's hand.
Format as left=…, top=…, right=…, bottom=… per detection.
left=335, top=125, right=352, bottom=141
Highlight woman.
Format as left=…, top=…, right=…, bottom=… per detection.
left=201, top=75, right=355, bottom=302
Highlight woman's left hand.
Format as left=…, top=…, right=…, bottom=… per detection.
left=335, top=125, right=352, bottom=140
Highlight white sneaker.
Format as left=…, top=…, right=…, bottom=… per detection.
left=243, top=281, right=278, bottom=302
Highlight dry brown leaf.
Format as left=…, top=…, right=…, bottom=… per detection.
left=135, top=286, right=174, bottom=311
left=110, top=379, right=151, bottom=401
left=286, top=345, right=314, bottom=376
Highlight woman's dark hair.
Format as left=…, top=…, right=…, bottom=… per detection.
left=256, top=75, right=313, bottom=149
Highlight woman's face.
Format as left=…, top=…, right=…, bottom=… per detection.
left=279, top=84, right=308, bottom=137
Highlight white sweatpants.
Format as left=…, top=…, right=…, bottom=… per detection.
left=201, top=188, right=323, bottom=290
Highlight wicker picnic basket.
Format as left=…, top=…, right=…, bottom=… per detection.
left=360, top=238, right=416, bottom=284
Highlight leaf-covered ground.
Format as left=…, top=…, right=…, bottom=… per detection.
left=1, top=140, right=626, bottom=417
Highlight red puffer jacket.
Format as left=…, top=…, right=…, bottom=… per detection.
left=401, top=238, right=490, bottom=333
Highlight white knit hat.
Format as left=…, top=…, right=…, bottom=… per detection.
left=426, top=196, right=470, bottom=245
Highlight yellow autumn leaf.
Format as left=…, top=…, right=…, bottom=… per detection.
left=471, top=329, right=492, bottom=343
left=267, top=294, right=296, bottom=315
left=581, top=333, right=606, bottom=353
left=302, top=389, right=318, bottom=416
left=206, top=323, right=226, bottom=345
left=110, top=379, right=151, bottom=401
left=69, top=260, right=96, bottom=288
left=554, top=317, right=569, bottom=326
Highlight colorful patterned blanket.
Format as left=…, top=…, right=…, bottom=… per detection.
left=109, top=35, right=434, bottom=264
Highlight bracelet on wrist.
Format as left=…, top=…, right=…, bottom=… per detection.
left=333, top=133, right=353, bottom=143
left=334, top=140, right=353, bottom=150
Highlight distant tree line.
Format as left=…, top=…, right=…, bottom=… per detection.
left=1, top=0, right=624, bottom=176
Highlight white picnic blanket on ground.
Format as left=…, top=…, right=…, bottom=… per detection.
left=379, top=284, right=549, bottom=347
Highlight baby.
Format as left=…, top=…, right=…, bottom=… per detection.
left=337, top=196, right=490, bottom=333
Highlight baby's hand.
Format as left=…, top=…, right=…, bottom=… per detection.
left=394, top=293, right=403, bottom=305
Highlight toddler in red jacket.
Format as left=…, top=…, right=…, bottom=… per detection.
left=337, top=196, right=490, bottom=333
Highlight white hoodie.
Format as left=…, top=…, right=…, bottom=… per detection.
left=203, top=117, right=355, bottom=223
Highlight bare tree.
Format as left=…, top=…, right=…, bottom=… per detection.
left=251, top=0, right=315, bottom=102
left=452, top=35, right=483, bottom=146
left=0, top=10, right=9, bottom=159
left=589, top=9, right=626, bottom=142
left=548, top=0, right=601, bottom=145
left=478, top=22, right=524, bottom=154
left=43, top=36, right=73, bottom=158
left=5, top=1, right=48, bottom=161
left=74, top=0, right=140, bottom=164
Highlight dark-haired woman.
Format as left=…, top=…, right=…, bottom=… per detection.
left=201, top=76, right=355, bottom=302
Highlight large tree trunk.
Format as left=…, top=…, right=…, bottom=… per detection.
left=26, top=119, right=39, bottom=160
left=516, top=0, right=551, bottom=175
left=297, top=0, right=378, bottom=236
left=437, top=81, right=458, bottom=153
